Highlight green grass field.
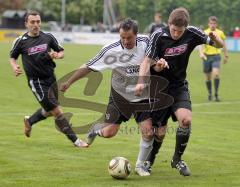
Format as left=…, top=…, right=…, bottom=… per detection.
left=0, top=42, right=239, bottom=187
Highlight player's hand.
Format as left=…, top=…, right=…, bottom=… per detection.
left=135, top=83, right=145, bottom=96
left=200, top=53, right=207, bottom=61
left=209, top=31, right=218, bottom=41
left=12, top=64, right=22, bottom=76
left=223, top=54, right=229, bottom=64
left=60, top=82, right=70, bottom=92
left=154, top=58, right=169, bottom=72
left=48, top=51, right=58, bottom=59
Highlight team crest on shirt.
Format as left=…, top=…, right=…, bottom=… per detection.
left=164, top=44, right=188, bottom=56
left=28, top=43, right=47, bottom=55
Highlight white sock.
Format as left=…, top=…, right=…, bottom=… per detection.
left=136, top=137, right=154, bottom=167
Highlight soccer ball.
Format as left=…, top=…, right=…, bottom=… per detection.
left=108, top=157, right=131, bottom=179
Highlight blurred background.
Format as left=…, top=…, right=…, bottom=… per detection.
left=0, top=0, right=240, bottom=50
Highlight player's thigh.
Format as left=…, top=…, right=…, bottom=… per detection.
left=101, top=96, right=128, bottom=138
left=170, top=83, right=192, bottom=127
left=28, top=78, right=59, bottom=112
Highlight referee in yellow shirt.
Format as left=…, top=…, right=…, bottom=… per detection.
left=199, top=16, right=228, bottom=101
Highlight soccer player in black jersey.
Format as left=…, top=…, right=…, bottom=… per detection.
left=135, top=7, right=224, bottom=176
left=9, top=11, right=88, bottom=148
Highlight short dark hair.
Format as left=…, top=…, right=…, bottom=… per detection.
left=25, top=10, right=40, bottom=22
left=168, top=7, right=190, bottom=27
left=119, top=18, right=138, bottom=34
left=209, top=16, right=218, bottom=23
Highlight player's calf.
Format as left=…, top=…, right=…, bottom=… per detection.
left=24, top=116, right=31, bottom=137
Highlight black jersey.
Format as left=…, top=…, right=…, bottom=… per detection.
left=149, top=23, right=166, bottom=35
left=10, top=31, right=64, bottom=79
left=147, top=26, right=213, bottom=83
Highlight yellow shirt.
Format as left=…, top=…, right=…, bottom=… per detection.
left=203, top=28, right=226, bottom=55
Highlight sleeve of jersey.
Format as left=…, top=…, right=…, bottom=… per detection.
left=10, top=37, right=21, bottom=59
left=48, top=33, right=64, bottom=52
left=85, top=45, right=113, bottom=71
left=188, top=26, right=212, bottom=46
left=145, top=32, right=160, bottom=60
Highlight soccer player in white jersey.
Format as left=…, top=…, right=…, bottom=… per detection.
left=60, top=18, right=172, bottom=176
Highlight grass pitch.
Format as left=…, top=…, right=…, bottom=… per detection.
left=0, top=42, right=239, bottom=187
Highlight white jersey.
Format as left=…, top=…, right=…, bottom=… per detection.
left=86, top=36, right=150, bottom=102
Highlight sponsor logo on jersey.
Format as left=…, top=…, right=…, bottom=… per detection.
left=164, top=44, right=188, bottom=56
left=28, top=43, right=47, bottom=55
left=126, top=65, right=139, bottom=75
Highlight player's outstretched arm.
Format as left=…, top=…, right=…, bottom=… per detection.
left=9, top=58, right=22, bottom=77
left=60, top=64, right=92, bottom=92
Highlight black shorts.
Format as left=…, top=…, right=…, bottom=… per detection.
left=104, top=88, right=171, bottom=125
left=168, top=80, right=192, bottom=121
left=28, top=76, right=59, bottom=112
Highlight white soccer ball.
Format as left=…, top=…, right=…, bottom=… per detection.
left=108, top=156, right=131, bottom=179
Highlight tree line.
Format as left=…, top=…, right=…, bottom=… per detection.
left=1, top=0, right=239, bottom=33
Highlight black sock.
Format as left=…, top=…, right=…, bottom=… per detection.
left=28, top=108, right=46, bottom=126
left=173, top=126, right=191, bottom=161
left=206, top=80, right=212, bottom=96
left=55, top=115, right=78, bottom=143
left=147, top=137, right=163, bottom=166
left=214, top=78, right=220, bottom=96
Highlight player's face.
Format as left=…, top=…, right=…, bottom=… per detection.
left=154, top=13, right=162, bottom=24
left=119, top=28, right=137, bottom=49
left=169, top=24, right=186, bottom=40
left=25, top=15, right=41, bottom=36
left=208, top=20, right=217, bottom=31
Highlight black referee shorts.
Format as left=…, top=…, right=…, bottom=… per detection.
left=28, top=76, right=59, bottom=112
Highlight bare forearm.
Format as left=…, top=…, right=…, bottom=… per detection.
left=137, top=56, right=153, bottom=84
left=223, top=41, right=228, bottom=56
left=213, top=37, right=224, bottom=48
left=67, top=65, right=92, bottom=85
left=9, top=58, right=17, bottom=67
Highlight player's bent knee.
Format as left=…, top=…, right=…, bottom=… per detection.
left=102, top=125, right=119, bottom=138
left=155, top=134, right=165, bottom=142
left=154, top=125, right=167, bottom=139
left=141, top=127, right=154, bottom=141
left=180, top=116, right=191, bottom=128
left=141, top=129, right=154, bottom=141
left=51, top=106, right=63, bottom=118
